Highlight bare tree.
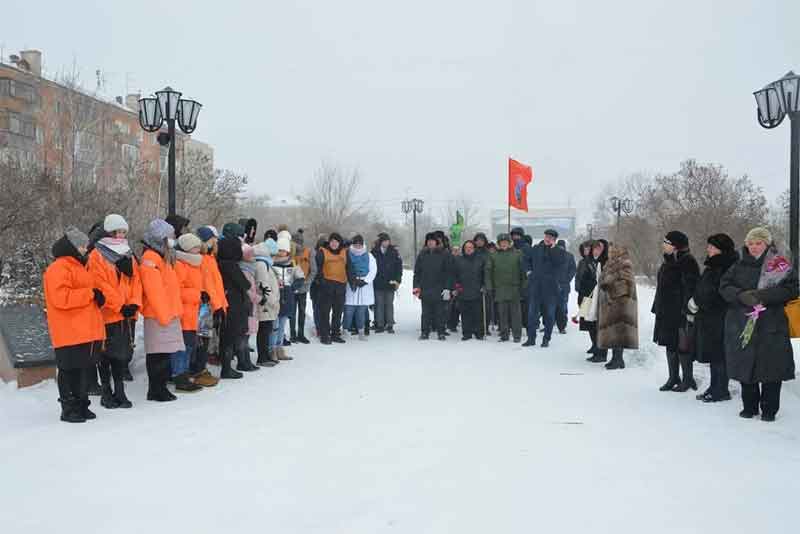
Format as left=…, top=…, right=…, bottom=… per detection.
left=304, top=161, right=366, bottom=235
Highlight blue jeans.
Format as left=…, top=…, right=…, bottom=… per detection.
left=528, top=285, right=557, bottom=341
left=170, top=331, right=196, bottom=377
left=269, top=316, right=288, bottom=349
left=343, top=305, right=367, bottom=332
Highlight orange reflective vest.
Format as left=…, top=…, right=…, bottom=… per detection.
left=43, top=256, right=106, bottom=349
left=175, top=257, right=203, bottom=331
left=294, top=247, right=312, bottom=278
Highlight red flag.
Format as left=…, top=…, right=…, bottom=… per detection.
left=508, top=157, right=533, bottom=212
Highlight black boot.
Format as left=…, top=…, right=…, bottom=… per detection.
left=588, top=349, right=608, bottom=363
left=659, top=351, right=681, bottom=391
left=59, top=397, right=86, bottom=423
left=257, top=348, right=278, bottom=367
left=674, top=353, right=697, bottom=392
left=605, top=349, right=625, bottom=370
left=80, top=398, right=97, bottom=420
left=220, top=348, right=243, bottom=379
left=113, top=376, right=133, bottom=409
left=100, top=383, right=119, bottom=409
left=236, top=345, right=261, bottom=372
left=122, top=362, right=134, bottom=382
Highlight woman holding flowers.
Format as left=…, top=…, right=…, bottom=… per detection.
left=720, top=227, right=797, bottom=422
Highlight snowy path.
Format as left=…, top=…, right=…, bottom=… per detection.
left=2, top=285, right=800, bottom=533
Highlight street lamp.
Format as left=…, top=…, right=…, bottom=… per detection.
left=138, top=87, right=203, bottom=217
left=754, top=71, right=800, bottom=268
left=610, top=196, right=633, bottom=235
left=401, top=198, right=425, bottom=261
left=586, top=223, right=593, bottom=240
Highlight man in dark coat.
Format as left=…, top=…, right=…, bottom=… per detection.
left=413, top=233, right=453, bottom=340
left=555, top=239, right=577, bottom=334
left=720, top=227, right=797, bottom=421
left=454, top=240, right=486, bottom=340
left=652, top=231, right=700, bottom=392
left=689, top=233, right=738, bottom=402
left=522, top=229, right=566, bottom=348
left=473, top=232, right=494, bottom=334
left=372, top=232, right=403, bottom=333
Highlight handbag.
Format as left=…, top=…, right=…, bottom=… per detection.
left=785, top=299, right=800, bottom=338
left=579, top=288, right=595, bottom=319
left=678, top=322, right=695, bottom=354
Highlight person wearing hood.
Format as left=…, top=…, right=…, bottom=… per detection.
left=596, top=243, right=639, bottom=370
left=689, top=233, right=739, bottom=402
left=371, top=232, right=402, bottom=334
left=165, top=214, right=190, bottom=237
left=555, top=239, right=577, bottom=334
left=310, top=235, right=327, bottom=338
left=172, top=233, right=207, bottom=392
left=720, top=228, right=797, bottom=421
left=222, top=222, right=246, bottom=242
left=454, top=240, right=486, bottom=340
left=522, top=229, right=566, bottom=348
left=271, top=237, right=305, bottom=357
left=652, top=231, right=700, bottom=392
left=579, top=239, right=609, bottom=361
left=413, top=233, right=453, bottom=340
left=291, top=229, right=317, bottom=343
left=194, top=226, right=225, bottom=383
left=86, top=214, right=141, bottom=409
left=253, top=239, right=281, bottom=366
left=485, top=234, right=526, bottom=342
left=140, top=219, right=185, bottom=401
left=315, top=232, right=348, bottom=344
left=240, top=218, right=258, bottom=245
left=343, top=235, right=378, bottom=340
left=217, top=235, right=250, bottom=379
left=236, top=243, right=262, bottom=372
left=44, top=227, right=106, bottom=423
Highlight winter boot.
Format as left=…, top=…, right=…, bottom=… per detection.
left=297, top=335, right=311, bottom=344
left=100, top=383, right=119, bottom=409
left=438, top=333, right=447, bottom=341
left=257, top=348, right=278, bottom=367
left=605, top=350, right=625, bottom=370
left=80, top=399, right=97, bottom=420
left=276, top=347, right=294, bottom=361
left=539, top=339, right=549, bottom=347
left=659, top=351, right=682, bottom=391
left=59, top=398, right=86, bottom=423
left=236, top=346, right=261, bottom=372
left=193, top=369, right=220, bottom=387
left=220, top=349, right=243, bottom=379
left=386, top=326, right=395, bottom=334
left=175, top=373, right=203, bottom=392
left=113, top=376, right=133, bottom=408
left=419, top=332, right=430, bottom=340
left=332, top=335, right=346, bottom=344
left=522, top=338, right=536, bottom=347
left=673, top=353, right=697, bottom=392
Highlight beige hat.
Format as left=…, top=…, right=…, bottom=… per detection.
left=178, top=233, right=203, bottom=252
left=277, top=237, right=292, bottom=253
left=745, top=227, right=772, bottom=245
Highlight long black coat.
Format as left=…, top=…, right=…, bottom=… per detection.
left=693, top=251, right=738, bottom=364
left=413, top=248, right=453, bottom=300
left=652, top=249, right=700, bottom=350
left=454, top=252, right=485, bottom=301
left=372, top=245, right=403, bottom=291
left=719, top=248, right=797, bottom=384
left=217, top=238, right=251, bottom=342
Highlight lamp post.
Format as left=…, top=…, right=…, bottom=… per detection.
left=586, top=223, right=593, bottom=240
left=754, top=71, right=800, bottom=269
left=610, top=196, right=633, bottom=236
left=138, top=87, right=202, bottom=217
left=401, top=198, right=425, bottom=262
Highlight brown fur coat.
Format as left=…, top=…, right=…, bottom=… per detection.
left=597, top=245, right=639, bottom=349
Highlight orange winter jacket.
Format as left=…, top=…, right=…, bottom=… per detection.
left=87, top=248, right=143, bottom=324
left=175, top=255, right=204, bottom=331
left=201, top=253, right=228, bottom=312
left=43, top=256, right=106, bottom=349
left=140, top=249, right=183, bottom=327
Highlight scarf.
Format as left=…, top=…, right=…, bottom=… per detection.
left=176, top=250, right=202, bottom=267
left=757, top=248, right=792, bottom=289
left=239, top=260, right=256, bottom=277
left=349, top=246, right=369, bottom=277
left=96, top=237, right=131, bottom=264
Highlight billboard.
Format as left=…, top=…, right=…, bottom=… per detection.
left=490, top=207, right=577, bottom=243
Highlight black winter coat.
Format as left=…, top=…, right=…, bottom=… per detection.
left=720, top=247, right=797, bottom=384
left=575, top=257, right=592, bottom=300
left=372, top=245, right=403, bottom=291
left=558, top=249, right=577, bottom=287
left=652, top=249, right=700, bottom=350
left=454, top=253, right=485, bottom=300
left=692, top=251, right=738, bottom=364
left=413, top=248, right=453, bottom=300
left=217, top=238, right=251, bottom=340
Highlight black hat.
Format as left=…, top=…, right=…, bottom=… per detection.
left=378, top=232, right=391, bottom=242
left=473, top=232, right=488, bottom=244
left=544, top=228, right=559, bottom=238
left=665, top=230, right=689, bottom=249
left=166, top=214, right=190, bottom=236
left=510, top=226, right=525, bottom=237
left=497, top=233, right=512, bottom=244
left=351, top=234, right=364, bottom=245
left=707, top=233, right=735, bottom=253
left=556, top=239, right=566, bottom=249
left=425, top=232, right=439, bottom=243
left=264, top=229, right=278, bottom=241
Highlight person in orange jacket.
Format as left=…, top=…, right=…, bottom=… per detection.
left=195, top=226, right=226, bottom=378
left=140, top=218, right=185, bottom=402
left=173, top=233, right=208, bottom=391
left=44, top=227, right=106, bottom=423
left=87, top=214, right=141, bottom=410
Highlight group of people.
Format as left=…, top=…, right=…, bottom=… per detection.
left=42, top=211, right=796, bottom=424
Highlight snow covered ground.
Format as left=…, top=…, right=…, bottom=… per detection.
left=2, top=278, right=799, bottom=533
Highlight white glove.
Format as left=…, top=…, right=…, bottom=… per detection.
left=441, top=289, right=451, bottom=301
left=686, top=314, right=695, bottom=324
left=687, top=297, right=699, bottom=314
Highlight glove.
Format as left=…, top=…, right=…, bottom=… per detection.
left=738, top=290, right=761, bottom=307
left=213, top=309, right=225, bottom=328
left=389, top=280, right=400, bottom=288
left=686, top=313, right=695, bottom=324
left=116, top=256, right=133, bottom=277
left=201, top=291, right=210, bottom=304
left=413, top=287, right=421, bottom=298
left=687, top=297, right=699, bottom=314
left=93, top=288, right=106, bottom=307
left=441, top=289, right=451, bottom=301
left=121, top=304, right=139, bottom=318
left=357, top=279, right=368, bottom=288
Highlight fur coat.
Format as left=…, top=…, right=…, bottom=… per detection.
left=597, top=245, right=639, bottom=350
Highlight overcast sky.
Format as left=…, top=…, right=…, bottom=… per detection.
left=4, top=0, right=799, bottom=223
